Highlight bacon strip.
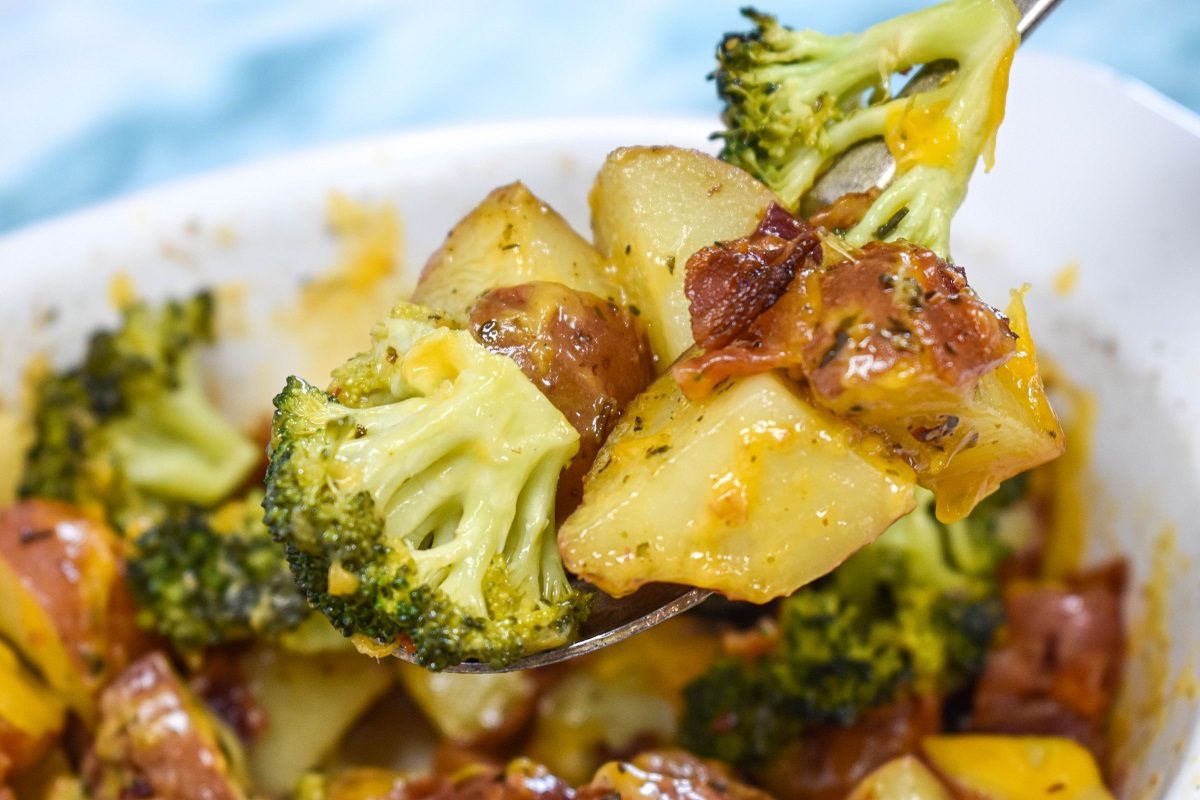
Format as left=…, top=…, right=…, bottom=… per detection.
left=685, top=203, right=822, bottom=352
left=673, top=205, right=1015, bottom=404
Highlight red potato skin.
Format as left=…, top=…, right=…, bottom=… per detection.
left=189, top=648, right=268, bottom=746
left=755, top=695, right=943, bottom=800
left=468, top=282, right=656, bottom=522
left=85, top=652, right=242, bottom=800
left=971, top=561, right=1126, bottom=760
left=0, top=500, right=150, bottom=698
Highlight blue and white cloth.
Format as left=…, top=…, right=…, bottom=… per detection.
left=0, top=0, right=1195, bottom=233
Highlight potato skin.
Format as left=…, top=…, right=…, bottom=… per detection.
left=0, top=500, right=147, bottom=719
left=469, top=281, right=655, bottom=521
left=86, top=652, right=244, bottom=800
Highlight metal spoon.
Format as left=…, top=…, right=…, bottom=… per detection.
left=403, top=0, right=1062, bottom=675
left=431, top=582, right=711, bottom=674
left=801, top=0, right=1064, bottom=216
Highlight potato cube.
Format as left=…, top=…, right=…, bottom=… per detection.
left=558, top=371, right=915, bottom=603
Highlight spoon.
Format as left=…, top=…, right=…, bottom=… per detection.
left=433, top=582, right=712, bottom=674
left=801, top=0, right=1064, bottom=216
left=404, top=0, right=1062, bottom=675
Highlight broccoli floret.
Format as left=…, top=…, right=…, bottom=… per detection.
left=264, top=302, right=591, bottom=670
left=680, top=483, right=1018, bottom=766
left=715, top=0, right=1019, bottom=255
left=19, top=292, right=260, bottom=532
left=126, top=491, right=312, bottom=651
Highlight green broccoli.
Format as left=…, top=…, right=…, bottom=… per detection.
left=19, top=292, right=260, bottom=532
left=715, top=0, right=1019, bottom=255
left=680, top=482, right=1022, bottom=766
left=263, top=302, right=591, bottom=670
left=126, top=490, right=313, bottom=652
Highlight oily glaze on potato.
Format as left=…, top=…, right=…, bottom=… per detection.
left=590, top=146, right=778, bottom=365
left=557, top=371, right=916, bottom=602
left=413, top=182, right=624, bottom=322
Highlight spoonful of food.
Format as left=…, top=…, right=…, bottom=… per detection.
left=415, top=0, right=1063, bottom=675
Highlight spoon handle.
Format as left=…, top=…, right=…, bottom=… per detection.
left=432, top=585, right=712, bottom=673
left=800, top=0, right=1063, bottom=216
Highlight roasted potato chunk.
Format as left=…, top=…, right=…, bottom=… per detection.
left=558, top=371, right=916, bottom=603
left=85, top=652, right=247, bottom=800
left=469, top=281, right=656, bottom=520
left=413, top=182, right=623, bottom=322
left=844, top=756, right=952, bottom=800
left=590, top=146, right=778, bottom=364
left=0, top=640, right=66, bottom=779
left=396, top=664, right=540, bottom=748
left=922, top=735, right=1113, bottom=800
left=0, top=501, right=144, bottom=720
left=241, top=647, right=394, bottom=796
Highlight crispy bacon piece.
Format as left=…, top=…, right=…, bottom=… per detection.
left=970, top=561, right=1127, bottom=759
left=189, top=649, right=267, bottom=745
left=469, top=281, right=655, bottom=521
left=801, top=241, right=1016, bottom=405
left=806, top=189, right=881, bottom=233
left=684, top=203, right=823, bottom=352
left=674, top=204, right=1015, bottom=407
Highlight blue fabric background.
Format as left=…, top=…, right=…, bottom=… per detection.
left=0, top=0, right=1195, bottom=233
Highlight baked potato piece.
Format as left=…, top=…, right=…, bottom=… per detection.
left=85, top=652, right=247, bottom=800
left=558, top=371, right=916, bottom=603
left=0, top=640, right=66, bottom=780
left=798, top=265, right=1062, bottom=523
left=413, top=182, right=623, bottom=322
left=524, top=616, right=722, bottom=785
left=921, top=735, right=1113, bottom=800
left=0, top=501, right=144, bottom=721
left=589, top=146, right=778, bottom=364
left=907, top=293, right=1064, bottom=521
left=844, top=756, right=952, bottom=800
left=468, top=281, right=656, bottom=520
left=241, top=647, right=394, bottom=796
left=395, top=664, right=540, bottom=748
